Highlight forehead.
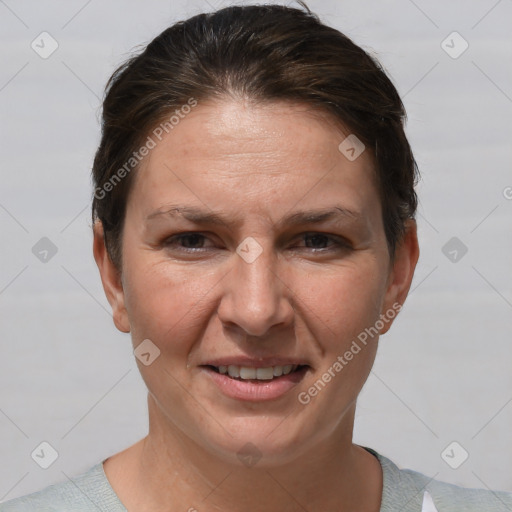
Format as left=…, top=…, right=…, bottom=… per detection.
left=129, top=99, right=379, bottom=222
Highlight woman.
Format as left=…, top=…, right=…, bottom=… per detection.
left=2, top=2, right=511, bottom=511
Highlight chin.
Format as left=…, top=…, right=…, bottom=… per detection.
left=197, top=414, right=317, bottom=468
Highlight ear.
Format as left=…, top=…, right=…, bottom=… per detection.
left=92, top=220, right=131, bottom=333
left=380, top=219, right=419, bottom=335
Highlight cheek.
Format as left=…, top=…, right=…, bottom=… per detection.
left=294, top=261, right=388, bottom=348
left=123, top=258, right=218, bottom=350
left=293, top=268, right=386, bottom=414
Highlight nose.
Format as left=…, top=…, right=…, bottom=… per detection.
left=216, top=244, right=294, bottom=337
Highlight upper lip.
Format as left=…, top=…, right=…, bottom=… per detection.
left=201, top=357, right=310, bottom=368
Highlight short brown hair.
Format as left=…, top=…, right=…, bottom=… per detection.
left=91, top=1, right=419, bottom=270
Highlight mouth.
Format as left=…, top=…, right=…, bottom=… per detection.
left=205, top=364, right=309, bottom=381
left=200, top=363, right=310, bottom=402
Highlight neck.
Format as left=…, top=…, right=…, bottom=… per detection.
left=105, top=395, right=382, bottom=512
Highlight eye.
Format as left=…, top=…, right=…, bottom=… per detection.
left=163, top=232, right=214, bottom=251
left=162, top=231, right=351, bottom=255
left=294, top=232, right=351, bottom=252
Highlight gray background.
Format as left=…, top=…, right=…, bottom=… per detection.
left=1, top=0, right=511, bottom=502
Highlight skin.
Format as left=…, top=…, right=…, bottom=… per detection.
left=93, top=98, right=419, bottom=511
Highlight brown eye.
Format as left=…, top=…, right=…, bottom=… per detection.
left=297, top=233, right=352, bottom=252
left=304, top=233, right=332, bottom=249
left=164, top=232, right=213, bottom=251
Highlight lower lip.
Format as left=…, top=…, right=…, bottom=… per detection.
left=201, top=366, right=309, bottom=402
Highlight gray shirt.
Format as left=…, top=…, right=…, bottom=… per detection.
left=1, top=447, right=511, bottom=511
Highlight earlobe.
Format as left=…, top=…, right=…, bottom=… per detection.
left=380, top=220, right=420, bottom=335
left=92, top=220, right=131, bottom=333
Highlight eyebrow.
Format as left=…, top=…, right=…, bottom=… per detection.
left=145, top=204, right=361, bottom=229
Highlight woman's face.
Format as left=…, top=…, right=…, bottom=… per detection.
left=96, top=99, right=417, bottom=465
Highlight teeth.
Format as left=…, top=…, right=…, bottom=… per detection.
left=273, top=366, right=283, bottom=377
left=256, top=367, right=274, bottom=380
left=216, top=364, right=299, bottom=380
left=239, top=367, right=256, bottom=379
left=227, top=365, right=240, bottom=378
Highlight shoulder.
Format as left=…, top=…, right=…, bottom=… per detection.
left=364, top=447, right=512, bottom=512
left=0, top=463, right=126, bottom=512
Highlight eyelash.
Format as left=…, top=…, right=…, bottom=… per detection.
left=163, top=232, right=351, bottom=253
